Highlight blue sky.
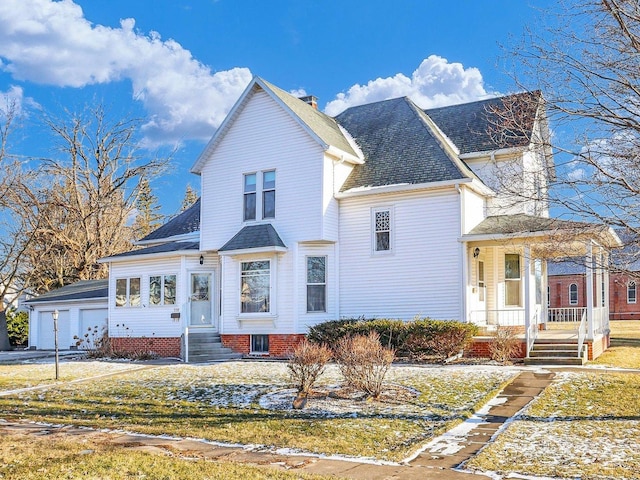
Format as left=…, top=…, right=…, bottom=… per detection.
left=0, top=0, right=554, bottom=215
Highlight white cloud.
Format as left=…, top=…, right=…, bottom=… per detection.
left=324, top=55, right=491, bottom=116
left=0, top=0, right=252, bottom=145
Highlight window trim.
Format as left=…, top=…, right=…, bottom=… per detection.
left=239, top=259, right=272, bottom=315
left=262, top=170, right=276, bottom=219
left=504, top=254, right=521, bottom=307
left=243, top=172, right=257, bottom=221
left=243, top=170, right=276, bottom=222
left=306, top=256, right=327, bottom=313
left=149, top=274, right=177, bottom=307
left=569, top=283, right=578, bottom=306
left=372, top=206, right=393, bottom=254
left=115, top=277, right=141, bottom=308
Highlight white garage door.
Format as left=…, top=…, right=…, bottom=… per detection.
left=37, top=310, right=70, bottom=350
left=79, top=309, right=108, bottom=349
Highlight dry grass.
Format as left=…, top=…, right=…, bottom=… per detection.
left=591, top=320, right=640, bottom=369
left=0, top=431, right=329, bottom=479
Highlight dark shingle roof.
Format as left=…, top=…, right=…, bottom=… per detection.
left=425, top=91, right=541, bottom=155
left=335, top=97, right=468, bottom=191
left=26, top=280, right=108, bottom=304
left=219, top=224, right=286, bottom=252
left=140, top=199, right=200, bottom=243
left=106, top=241, right=200, bottom=260
left=467, top=214, right=583, bottom=236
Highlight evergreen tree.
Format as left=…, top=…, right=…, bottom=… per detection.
left=134, top=177, right=164, bottom=238
left=181, top=183, right=199, bottom=211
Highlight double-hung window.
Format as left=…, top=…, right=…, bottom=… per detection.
left=569, top=283, right=578, bottom=305
left=241, top=260, right=271, bottom=313
left=628, top=281, right=637, bottom=304
left=149, top=275, right=177, bottom=306
left=504, top=254, right=521, bottom=306
left=243, top=170, right=276, bottom=221
left=115, top=277, right=141, bottom=307
left=373, top=208, right=392, bottom=253
left=307, top=256, right=326, bottom=312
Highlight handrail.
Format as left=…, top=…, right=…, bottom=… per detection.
left=547, top=307, right=586, bottom=323
left=184, top=326, right=189, bottom=363
left=577, top=310, right=587, bottom=360
left=526, top=306, right=540, bottom=357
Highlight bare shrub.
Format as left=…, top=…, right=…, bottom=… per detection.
left=74, top=326, right=111, bottom=359
left=334, top=332, right=395, bottom=399
left=489, top=327, right=521, bottom=364
left=287, top=340, right=332, bottom=394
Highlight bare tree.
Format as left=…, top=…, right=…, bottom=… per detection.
left=497, top=0, right=640, bottom=270
left=22, top=104, right=169, bottom=293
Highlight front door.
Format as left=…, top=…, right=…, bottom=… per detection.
left=190, top=272, right=214, bottom=328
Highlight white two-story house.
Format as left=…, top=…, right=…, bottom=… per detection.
left=99, top=76, right=619, bottom=362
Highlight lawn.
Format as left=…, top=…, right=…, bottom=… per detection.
left=0, top=361, right=516, bottom=462
left=590, top=320, right=640, bottom=369
left=0, top=431, right=329, bottom=480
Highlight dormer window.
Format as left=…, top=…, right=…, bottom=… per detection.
left=243, top=170, right=276, bottom=221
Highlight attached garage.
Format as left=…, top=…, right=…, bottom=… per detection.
left=25, top=280, right=109, bottom=351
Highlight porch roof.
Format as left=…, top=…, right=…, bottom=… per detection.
left=219, top=224, right=287, bottom=255
left=462, top=214, right=621, bottom=253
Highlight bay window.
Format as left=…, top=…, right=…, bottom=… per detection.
left=241, top=260, right=270, bottom=313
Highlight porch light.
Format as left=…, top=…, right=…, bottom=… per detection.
left=52, top=309, right=59, bottom=380
left=199, top=255, right=204, bottom=265
left=473, top=247, right=480, bottom=258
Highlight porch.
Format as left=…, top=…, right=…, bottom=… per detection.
left=461, top=214, right=621, bottom=363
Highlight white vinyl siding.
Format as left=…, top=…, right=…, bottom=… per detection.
left=339, top=189, right=463, bottom=320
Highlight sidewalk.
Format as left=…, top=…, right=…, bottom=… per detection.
left=0, top=369, right=556, bottom=479
left=0, top=349, right=85, bottom=364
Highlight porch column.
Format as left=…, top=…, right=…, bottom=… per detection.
left=603, top=249, right=611, bottom=333
left=586, top=241, right=594, bottom=339
left=524, top=244, right=531, bottom=354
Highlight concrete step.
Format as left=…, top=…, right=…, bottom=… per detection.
left=524, top=356, right=586, bottom=366
left=188, top=352, right=243, bottom=363
left=529, top=349, right=578, bottom=358
left=530, top=342, right=578, bottom=350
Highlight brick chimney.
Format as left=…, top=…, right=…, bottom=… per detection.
left=298, top=95, right=318, bottom=109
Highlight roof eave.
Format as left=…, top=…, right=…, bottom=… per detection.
left=218, top=246, right=288, bottom=256
left=336, top=178, right=474, bottom=199
left=135, top=231, right=200, bottom=246
left=99, top=249, right=202, bottom=264
left=459, top=145, right=529, bottom=160
left=26, top=296, right=108, bottom=306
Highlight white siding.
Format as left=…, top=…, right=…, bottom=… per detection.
left=461, top=186, right=486, bottom=234
left=199, top=90, right=329, bottom=251
left=108, top=254, right=218, bottom=338
left=338, top=188, right=463, bottom=321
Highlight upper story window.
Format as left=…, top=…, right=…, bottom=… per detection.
left=115, top=277, right=141, bottom=308
left=628, top=281, right=636, bottom=304
left=504, top=254, right=521, bottom=306
left=241, top=260, right=271, bottom=313
left=373, top=207, right=392, bottom=253
left=262, top=171, right=276, bottom=218
left=569, top=283, right=578, bottom=305
left=307, top=256, right=326, bottom=312
left=244, top=170, right=276, bottom=221
left=149, top=274, right=177, bottom=306
left=243, top=173, right=257, bottom=221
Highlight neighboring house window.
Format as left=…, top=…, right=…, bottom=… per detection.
left=504, top=254, right=521, bottom=306
left=244, top=173, right=257, bottom=221
left=628, top=281, right=637, bottom=304
left=149, top=275, right=177, bottom=306
left=241, top=260, right=270, bottom=313
left=115, top=277, right=141, bottom=307
left=569, top=283, right=578, bottom=305
left=373, top=208, right=392, bottom=252
left=307, top=256, right=326, bottom=312
left=262, top=170, right=276, bottom=219
left=251, top=334, right=269, bottom=354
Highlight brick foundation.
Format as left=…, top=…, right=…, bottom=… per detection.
left=110, top=337, right=181, bottom=358
left=465, top=337, right=527, bottom=359
left=221, top=334, right=306, bottom=359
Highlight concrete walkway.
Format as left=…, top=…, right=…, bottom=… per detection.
left=0, top=369, right=556, bottom=479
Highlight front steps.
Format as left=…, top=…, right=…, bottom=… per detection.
left=524, top=340, right=586, bottom=366
left=187, top=330, right=243, bottom=363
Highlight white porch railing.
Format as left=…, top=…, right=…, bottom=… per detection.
left=547, top=307, right=585, bottom=323
left=577, top=310, right=587, bottom=360
left=526, top=307, right=540, bottom=357
left=469, top=309, right=525, bottom=326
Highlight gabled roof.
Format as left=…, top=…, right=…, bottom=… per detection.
left=101, top=241, right=200, bottom=262
left=219, top=224, right=286, bottom=253
left=191, top=76, right=362, bottom=174
left=138, top=199, right=200, bottom=244
left=25, top=280, right=108, bottom=304
left=425, top=91, right=542, bottom=155
left=334, top=97, right=476, bottom=192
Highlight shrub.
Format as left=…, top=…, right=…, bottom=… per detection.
left=489, top=327, right=521, bottom=364
left=287, top=340, right=332, bottom=394
left=404, top=319, right=478, bottom=361
left=6, top=309, right=28, bottom=347
left=308, top=317, right=407, bottom=350
left=334, top=332, right=395, bottom=399
left=74, top=325, right=111, bottom=358
left=307, top=318, right=363, bottom=346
